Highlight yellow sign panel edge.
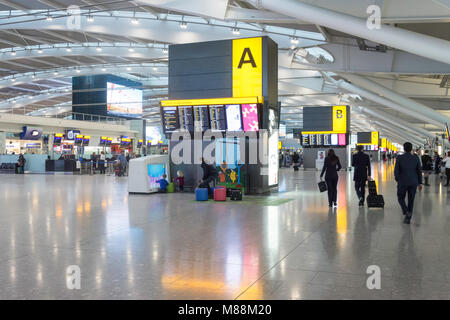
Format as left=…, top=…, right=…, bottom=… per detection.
left=161, top=96, right=263, bottom=107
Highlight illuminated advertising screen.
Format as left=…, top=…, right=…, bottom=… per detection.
left=338, top=134, right=346, bottom=146
left=331, top=134, right=338, bottom=146
left=242, top=104, right=259, bottom=131
left=225, top=104, right=242, bottom=131
left=107, top=82, right=143, bottom=118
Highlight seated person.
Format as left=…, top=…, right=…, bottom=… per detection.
left=156, top=174, right=169, bottom=192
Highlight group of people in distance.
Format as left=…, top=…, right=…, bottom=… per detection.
left=320, top=142, right=450, bottom=224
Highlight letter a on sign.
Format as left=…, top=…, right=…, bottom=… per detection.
left=232, top=37, right=262, bottom=99
left=238, top=48, right=257, bottom=68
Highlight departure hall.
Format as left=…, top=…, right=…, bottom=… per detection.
left=0, top=0, right=450, bottom=302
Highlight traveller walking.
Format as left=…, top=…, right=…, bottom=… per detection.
left=352, top=145, right=371, bottom=206
left=320, top=149, right=342, bottom=208
left=394, top=142, right=423, bottom=224
left=421, top=150, right=433, bottom=186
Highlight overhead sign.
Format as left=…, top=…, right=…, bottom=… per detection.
left=332, top=106, right=347, bottom=132
left=371, top=131, right=379, bottom=145
left=232, top=37, right=263, bottom=99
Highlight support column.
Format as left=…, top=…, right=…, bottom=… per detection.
left=0, top=132, right=5, bottom=154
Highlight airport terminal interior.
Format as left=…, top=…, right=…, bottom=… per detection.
left=0, top=0, right=449, bottom=300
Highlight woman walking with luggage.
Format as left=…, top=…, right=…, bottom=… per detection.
left=320, top=149, right=342, bottom=208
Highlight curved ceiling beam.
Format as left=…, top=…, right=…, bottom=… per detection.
left=0, top=64, right=168, bottom=90
left=0, top=44, right=168, bottom=63
left=0, top=86, right=71, bottom=110
left=256, top=0, right=450, bottom=64
left=0, top=15, right=324, bottom=50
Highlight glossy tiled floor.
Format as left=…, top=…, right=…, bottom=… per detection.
left=1, top=162, right=450, bottom=300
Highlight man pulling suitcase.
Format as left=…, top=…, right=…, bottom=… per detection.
left=352, top=145, right=371, bottom=206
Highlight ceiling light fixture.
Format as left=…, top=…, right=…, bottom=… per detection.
left=128, top=48, right=134, bottom=52
left=46, top=10, right=53, bottom=21
left=11, top=50, right=16, bottom=56
left=232, top=28, right=240, bottom=35
left=179, top=21, right=187, bottom=29
left=131, top=12, right=139, bottom=24
left=54, top=72, right=58, bottom=75
left=290, top=37, right=299, bottom=45
left=66, top=47, right=71, bottom=52
left=96, top=47, right=102, bottom=52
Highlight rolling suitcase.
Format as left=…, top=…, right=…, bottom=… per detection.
left=230, top=189, right=242, bottom=201
left=368, top=180, right=377, bottom=195
left=367, top=194, right=385, bottom=208
left=294, top=165, right=299, bottom=171
left=366, top=180, right=384, bottom=208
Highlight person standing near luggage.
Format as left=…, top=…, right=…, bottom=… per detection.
left=320, top=149, right=342, bottom=208
left=292, top=152, right=300, bottom=171
left=199, top=157, right=219, bottom=197
left=99, top=151, right=106, bottom=174
left=394, top=142, right=423, bottom=224
left=443, top=151, right=450, bottom=186
left=421, top=150, right=433, bottom=186
left=352, top=145, right=371, bottom=206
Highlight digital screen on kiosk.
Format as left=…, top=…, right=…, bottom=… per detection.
left=225, top=104, right=242, bottom=131
left=209, top=105, right=227, bottom=131
left=178, top=106, right=194, bottom=132
left=193, top=105, right=210, bottom=131
left=147, top=164, right=166, bottom=190
left=161, top=107, right=179, bottom=133
left=242, top=104, right=259, bottom=132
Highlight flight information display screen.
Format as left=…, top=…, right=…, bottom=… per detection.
left=209, top=105, right=227, bottom=131
left=162, top=107, right=180, bottom=133
left=193, top=105, right=210, bottom=131
left=301, top=133, right=348, bottom=147
left=178, top=106, right=194, bottom=132
left=225, top=104, right=242, bottom=131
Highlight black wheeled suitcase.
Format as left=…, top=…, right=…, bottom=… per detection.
left=230, top=189, right=242, bottom=201
left=294, top=165, right=299, bottom=171
left=368, top=180, right=377, bottom=195
left=367, top=194, right=385, bottom=208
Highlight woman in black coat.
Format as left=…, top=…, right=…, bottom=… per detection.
left=320, top=149, right=342, bottom=207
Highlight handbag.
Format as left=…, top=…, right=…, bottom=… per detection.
left=318, top=180, right=327, bottom=192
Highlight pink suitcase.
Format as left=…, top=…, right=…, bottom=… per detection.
left=213, top=187, right=226, bottom=201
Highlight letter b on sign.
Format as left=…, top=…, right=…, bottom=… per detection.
left=336, top=110, right=343, bottom=119
left=66, top=265, right=81, bottom=290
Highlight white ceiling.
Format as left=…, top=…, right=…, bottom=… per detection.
left=0, top=0, right=448, bottom=145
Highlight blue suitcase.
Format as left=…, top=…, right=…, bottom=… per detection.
left=195, top=188, right=209, bottom=201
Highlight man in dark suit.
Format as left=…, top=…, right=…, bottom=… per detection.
left=352, top=145, right=371, bottom=206
left=394, top=142, right=423, bottom=224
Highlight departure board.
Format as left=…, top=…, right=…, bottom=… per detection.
left=193, top=105, right=210, bottom=131
left=179, top=106, right=194, bottom=132
left=317, top=134, right=324, bottom=146
left=309, top=134, right=317, bottom=146
left=301, top=134, right=310, bottom=146
left=324, top=134, right=331, bottom=146
left=161, top=106, right=179, bottom=133
left=209, top=105, right=226, bottom=131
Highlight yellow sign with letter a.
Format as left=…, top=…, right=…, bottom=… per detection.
left=232, top=37, right=262, bottom=99
left=332, top=106, right=347, bottom=133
